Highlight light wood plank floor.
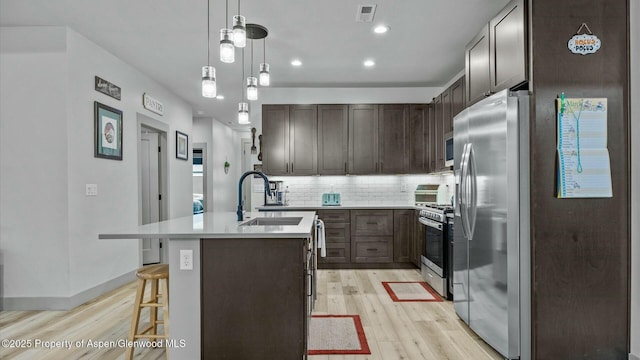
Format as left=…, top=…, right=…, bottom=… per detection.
left=0, top=269, right=502, bottom=360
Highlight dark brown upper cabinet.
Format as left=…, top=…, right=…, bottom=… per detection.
left=348, top=104, right=379, bottom=174
left=449, top=76, right=466, bottom=121
left=262, top=104, right=317, bottom=175
left=317, top=105, right=348, bottom=175
left=433, top=94, right=444, bottom=170
left=409, top=104, right=432, bottom=174
left=490, top=0, right=527, bottom=93
left=466, top=0, right=527, bottom=106
left=262, top=105, right=290, bottom=175
left=378, top=104, right=409, bottom=174
left=465, top=24, right=491, bottom=106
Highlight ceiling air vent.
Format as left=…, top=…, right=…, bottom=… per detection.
left=356, top=4, right=377, bottom=22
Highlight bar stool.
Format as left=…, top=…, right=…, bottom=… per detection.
left=125, top=264, right=170, bottom=360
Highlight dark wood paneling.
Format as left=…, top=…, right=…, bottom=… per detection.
left=261, top=105, right=290, bottom=175
left=529, top=0, right=629, bottom=358
left=348, top=104, right=379, bottom=174
left=379, top=104, right=409, bottom=174
left=289, top=105, right=318, bottom=175
left=427, top=104, right=436, bottom=172
left=201, top=238, right=307, bottom=359
left=318, top=105, right=348, bottom=175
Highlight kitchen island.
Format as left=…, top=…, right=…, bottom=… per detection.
left=99, top=211, right=316, bottom=359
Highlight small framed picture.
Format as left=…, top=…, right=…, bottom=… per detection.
left=176, top=131, right=188, bottom=160
left=94, top=101, right=123, bottom=160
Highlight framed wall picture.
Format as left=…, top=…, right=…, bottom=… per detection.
left=176, top=131, right=188, bottom=160
left=94, top=101, right=123, bottom=160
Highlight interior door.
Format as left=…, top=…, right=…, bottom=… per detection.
left=141, top=131, right=161, bottom=264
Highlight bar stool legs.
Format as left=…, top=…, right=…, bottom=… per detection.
left=125, top=264, right=169, bottom=359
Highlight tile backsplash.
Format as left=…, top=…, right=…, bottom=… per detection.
left=253, top=174, right=455, bottom=207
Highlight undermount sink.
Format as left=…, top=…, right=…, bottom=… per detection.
left=240, top=217, right=303, bottom=226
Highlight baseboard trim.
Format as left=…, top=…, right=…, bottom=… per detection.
left=1, top=270, right=136, bottom=311
left=630, top=353, right=640, bottom=360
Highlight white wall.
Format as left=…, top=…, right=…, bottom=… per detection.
left=193, top=117, right=245, bottom=212
left=630, top=0, right=639, bottom=356
left=0, top=27, right=71, bottom=299
left=0, top=26, right=193, bottom=309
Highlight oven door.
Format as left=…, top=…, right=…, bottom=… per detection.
left=418, top=217, right=445, bottom=276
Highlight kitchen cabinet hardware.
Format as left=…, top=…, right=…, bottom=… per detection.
left=366, top=248, right=378, bottom=251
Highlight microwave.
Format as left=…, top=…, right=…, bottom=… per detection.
left=444, top=132, right=453, bottom=167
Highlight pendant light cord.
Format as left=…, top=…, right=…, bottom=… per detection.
left=263, top=38, right=266, bottom=63
left=241, top=48, right=245, bottom=101
left=207, top=0, right=210, bottom=65
left=250, top=39, right=254, bottom=76
left=225, top=0, right=228, bottom=28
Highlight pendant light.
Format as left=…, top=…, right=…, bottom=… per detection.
left=219, top=0, right=234, bottom=63
left=233, top=0, right=246, bottom=48
left=259, top=38, right=270, bottom=86
left=246, top=39, right=258, bottom=101
left=238, top=48, right=250, bottom=124
left=202, top=0, right=216, bottom=98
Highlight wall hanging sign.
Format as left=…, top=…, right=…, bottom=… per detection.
left=555, top=94, right=611, bottom=198
left=143, top=93, right=164, bottom=116
left=94, top=101, right=123, bottom=160
left=176, top=131, right=188, bottom=160
left=567, top=23, right=601, bottom=55
left=94, top=76, right=121, bottom=100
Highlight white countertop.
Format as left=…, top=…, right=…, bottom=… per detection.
left=257, top=204, right=421, bottom=210
left=98, top=211, right=316, bottom=240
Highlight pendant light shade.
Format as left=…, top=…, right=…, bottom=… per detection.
left=259, top=63, right=270, bottom=86
left=201, top=0, right=216, bottom=98
left=219, top=29, right=235, bottom=63
left=233, top=15, right=246, bottom=47
left=238, top=102, right=250, bottom=124
left=246, top=77, right=258, bottom=100
left=202, top=65, right=216, bottom=98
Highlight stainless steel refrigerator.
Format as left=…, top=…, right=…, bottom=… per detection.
left=453, top=89, right=531, bottom=360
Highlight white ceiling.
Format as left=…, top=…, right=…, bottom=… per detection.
left=0, top=0, right=510, bottom=127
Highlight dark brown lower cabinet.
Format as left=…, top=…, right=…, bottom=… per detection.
left=201, top=238, right=309, bottom=359
left=393, top=210, right=413, bottom=263
left=411, top=210, right=424, bottom=268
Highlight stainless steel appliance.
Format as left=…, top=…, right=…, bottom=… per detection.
left=264, top=180, right=284, bottom=205
left=446, top=212, right=454, bottom=300
left=444, top=132, right=454, bottom=167
left=418, top=204, right=452, bottom=299
left=453, top=89, right=530, bottom=360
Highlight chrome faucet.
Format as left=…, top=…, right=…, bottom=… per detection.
left=237, top=171, right=271, bottom=221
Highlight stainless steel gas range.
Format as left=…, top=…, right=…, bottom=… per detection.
left=417, top=204, right=453, bottom=299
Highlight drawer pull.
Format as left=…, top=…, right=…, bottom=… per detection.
left=366, top=221, right=377, bottom=225
left=329, top=251, right=340, bottom=256
left=366, top=248, right=378, bottom=252
left=328, top=232, right=341, bottom=236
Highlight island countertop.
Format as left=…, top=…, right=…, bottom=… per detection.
left=98, top=211, right=316, bottom=239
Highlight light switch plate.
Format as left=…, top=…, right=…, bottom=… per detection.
left=86, top=184, right=98, bottom=196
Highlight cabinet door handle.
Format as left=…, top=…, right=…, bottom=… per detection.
left=375, top=162, right=379, bottom=172
left=291, top=162, right=294, bottom=172
left=380, top=162, right=384, bottom=172
left=344, top=162, right=347, bottom=173
left=328, top=232, right=341, bottom=237
left=286, top=162, right=289, bottom=173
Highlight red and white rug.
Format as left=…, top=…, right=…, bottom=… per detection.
left=381, top=281, right=444, bottom=302
left=308, top=315, right=371, bottom=355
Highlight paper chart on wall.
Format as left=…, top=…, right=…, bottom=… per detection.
left=556, top=97, right=612, bottom=198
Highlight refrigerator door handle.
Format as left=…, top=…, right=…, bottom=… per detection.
left=459, top=143, right=471, bottom=240
left=467, top=144, right=478, bottom=240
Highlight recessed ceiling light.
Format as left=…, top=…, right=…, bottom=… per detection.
left=216, top=95, right=224, bottom=100
left=291, top=59, right=302, bottom=66
left=364, top=59, right=375, bottom=67
left=196, top=110, right=205, bottom=115
left=373, top=25, right=389, bottom=34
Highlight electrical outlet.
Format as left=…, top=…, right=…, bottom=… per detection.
left=179, top=249, right=193, bottom=270
left=86, top=184, right=98, bottom=196
left=400, top=183, right=408, bottom=192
